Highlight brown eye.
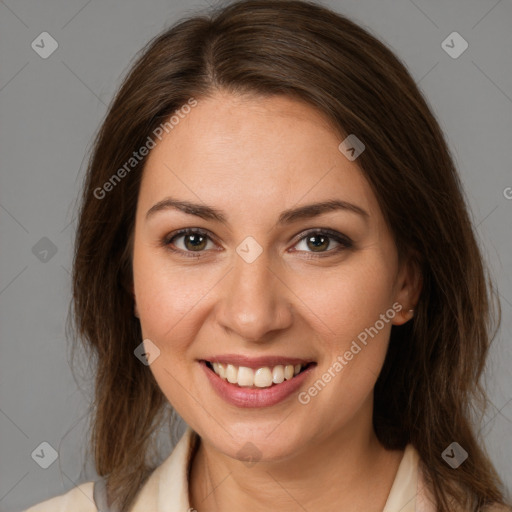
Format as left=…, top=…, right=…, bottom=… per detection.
left=181, top=232, right=208, bottom=251
left=164, top=228, right=214, bottom=255
left=293, top=229, right=352, bottom=256
left=163, top=227, right=352, bottom=259
left=304, top=234, right=331, bottom=252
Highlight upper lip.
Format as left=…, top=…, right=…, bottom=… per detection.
left=201, top=354, right=315, bottom=369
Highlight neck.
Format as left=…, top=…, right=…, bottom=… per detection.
left=188, top=401, right=404, bottom=512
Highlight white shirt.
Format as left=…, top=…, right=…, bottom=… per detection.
left=23, top=427, right=440, bottom=512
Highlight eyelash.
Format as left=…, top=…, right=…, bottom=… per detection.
left=161, top=228, right=353, bottom=259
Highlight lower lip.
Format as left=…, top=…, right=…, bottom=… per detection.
left=200, top=360, right=316, bottom=408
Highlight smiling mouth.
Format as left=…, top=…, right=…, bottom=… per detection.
left=204, top=361, right=316, bottom=388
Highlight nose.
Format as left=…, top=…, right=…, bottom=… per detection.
left=215, top=248, right=293, bottom=343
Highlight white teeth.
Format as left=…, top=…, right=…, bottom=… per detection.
left=209, top=361, right=308, bottom=388
left=217, top=362, right=226, bottom=379
left=226, top=364, right=238, bottom=383
left=272, top=365, right=284, bottom=384
left=284, top=364, right=294, bottom=380
left=237, top=366, right=254, bottom=387
left=254, top=367, right=273, bottom=388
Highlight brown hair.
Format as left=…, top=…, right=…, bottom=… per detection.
left=70, top=0, right=510, bottom=510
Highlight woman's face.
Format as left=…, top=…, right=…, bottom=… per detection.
left=132, top=91, right=417, bottom=461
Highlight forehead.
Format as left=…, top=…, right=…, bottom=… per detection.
left=138, top=91, right=377, bottom=222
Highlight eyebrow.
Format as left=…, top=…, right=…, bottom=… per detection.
left=145, top=196, right=369, bottom=225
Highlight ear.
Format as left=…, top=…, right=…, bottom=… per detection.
left=392, top=251, right=422, bottom=326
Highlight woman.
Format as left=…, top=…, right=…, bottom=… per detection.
left=24, top=0, right=511, bottom=511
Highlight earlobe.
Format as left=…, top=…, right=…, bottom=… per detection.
left=392, top=306, right=415, bottom=325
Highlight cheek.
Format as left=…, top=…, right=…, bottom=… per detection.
left=132, top=249, right=202, bottom=411
left=133, top=246, right=209, bottom=340
left=301, top=254, right=397, bottom=342
left=297, top=254, right=396, bottom=397
left=297, top=302, right=394, bottom=434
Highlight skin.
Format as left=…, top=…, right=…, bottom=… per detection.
left=132, top=90, right=422, bottom=512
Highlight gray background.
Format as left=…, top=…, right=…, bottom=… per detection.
left=0, top=0, right=511, bottom=510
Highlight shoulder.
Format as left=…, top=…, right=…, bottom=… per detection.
left=414, top=449, right=511, bottom=512
left=22, top=481, right=97, bottom=512
left=21, top=427, right=198, bottom=512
